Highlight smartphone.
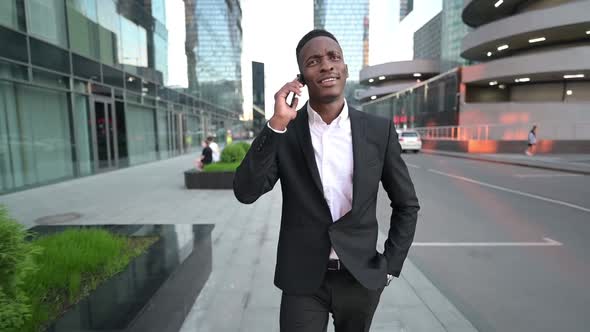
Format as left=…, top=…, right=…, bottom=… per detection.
left=287, top=74, right=306, bottom=107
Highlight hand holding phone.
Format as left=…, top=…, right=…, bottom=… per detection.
left=288, top=74, right=306, bottom=107
left=271, top=76, right=305, bottom=131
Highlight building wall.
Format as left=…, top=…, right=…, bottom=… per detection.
left=414, top=13, right=442, bottom=60
left=460, top=102, right=590, bottom=140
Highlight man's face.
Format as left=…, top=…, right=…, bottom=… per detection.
left=299, top=36, right=348, bottom=104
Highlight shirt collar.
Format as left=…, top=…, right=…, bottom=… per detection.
left=307, top=99, right=349, bottom=128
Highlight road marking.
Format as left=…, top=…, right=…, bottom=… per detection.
left=406, top=163, right=421, bottom=169
left=514, top=174, right=580, bottom=178
left=428, top=169, right=590, bottom=213
left=412, top=237, right=562, bottom=247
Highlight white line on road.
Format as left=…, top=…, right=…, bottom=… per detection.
left=428, top=169, right=590, bottom=213
left=514, top=174, right=581, bottom=178
left=412, top=237, right=562, bottom=247
left=406, top=163, right=421, bottom=169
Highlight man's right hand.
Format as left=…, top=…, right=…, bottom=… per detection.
left=269, top=78, right=304, bottom=131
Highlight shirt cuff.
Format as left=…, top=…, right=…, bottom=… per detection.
left=267, top=121, right=287, bottom=134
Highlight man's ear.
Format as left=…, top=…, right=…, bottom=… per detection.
left=345, top=64, right=349, bottom=78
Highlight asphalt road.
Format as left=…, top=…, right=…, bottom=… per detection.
left=377, top=153, right=590, bottom=332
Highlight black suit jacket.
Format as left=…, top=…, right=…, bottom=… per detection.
left=234, top=105, right=420, bottom=295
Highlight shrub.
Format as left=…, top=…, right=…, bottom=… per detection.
left=203, top=162, right=241, bottom=173
left=0, top=207, right=40, bottom=332
left=234, top=141, right=251, bottom=154
left=220, top=143, right=248, bottom=163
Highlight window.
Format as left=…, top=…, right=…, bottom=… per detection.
left=0, top=81, right=73, bottom=192
left=0, top=0, right=26, bottom=31
left=27, top=0, right=68, bottom=48
left=67, top=0, right=99, bottom=59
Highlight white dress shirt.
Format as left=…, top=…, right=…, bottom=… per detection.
left=307, top=101, right=353, bottom=259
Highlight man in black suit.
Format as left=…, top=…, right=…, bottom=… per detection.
left=234, top=29, right=420, bottom=332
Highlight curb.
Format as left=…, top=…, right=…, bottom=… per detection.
left=421, top=150, right=590, bottom=176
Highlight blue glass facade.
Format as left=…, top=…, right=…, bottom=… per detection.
left=185, top=0, right=243, bottom=116
left=441, top=0, right=471, bottom=71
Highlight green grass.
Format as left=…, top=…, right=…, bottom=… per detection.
left=203, top=162, right=240, bottom=172
left=22, top=229, right=158, bottom=332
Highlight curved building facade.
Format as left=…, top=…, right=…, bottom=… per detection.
left=359, top=60, right=439, bottom=102
left=459, top=0, right=590, bottom=140
left=359, top=60, right=444, bottom=127
left=361, top=0, right=590, bottom=142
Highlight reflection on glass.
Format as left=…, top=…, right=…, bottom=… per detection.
left=27, top=0, right=68, bottom=48
left=94, top=102, right=109, bottom=168
left=156, top=109, right=170, bottom=159
left=154, top=34, right=168, bottom=84
left=73, top=94, right=93, bottom=175
left=151, top=0, right=166, bottom=25
left=120, top=16, right=148, bottom=68
left=0, top=0, right=25, bottom=31
left=0, top=81, right=74, bottom=189
left=96, top=0, right=121, bottom=66
left=126, top=104, right=157, bottom=165
left=67, top=1, right=100, bottom=59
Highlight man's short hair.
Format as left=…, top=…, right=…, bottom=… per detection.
left=296, top=29, right=340, bottom=66
left=206, top=136, right=214, bottom=142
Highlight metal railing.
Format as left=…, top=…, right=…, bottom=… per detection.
left=413, top=122, right=590, bottom=141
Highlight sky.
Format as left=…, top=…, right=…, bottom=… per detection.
left=166, top=0, right=188, bottom=88
left=165, top=0, right=443, bottom=119
left=370, top=0, right=442, bottom=64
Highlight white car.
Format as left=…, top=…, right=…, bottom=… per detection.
left=397, top=130, right=422, bottom=153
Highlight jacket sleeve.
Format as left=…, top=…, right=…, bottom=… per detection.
left=233, top=124, right=281, bottom=204
left=381, top=121, right=420, bottom=277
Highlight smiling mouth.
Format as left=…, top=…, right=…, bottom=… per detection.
left=319, top=77, right=338, bottom=84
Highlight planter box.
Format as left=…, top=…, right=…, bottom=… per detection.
left=184, top=169, right=234, bottom=189
left=29, top=224, right=214, bottom=332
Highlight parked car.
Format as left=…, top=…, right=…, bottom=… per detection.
left=397, top=129, right=422, bottom=153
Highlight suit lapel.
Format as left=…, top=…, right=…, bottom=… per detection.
left=294, top=104, right=324, bottom=195
left=349, top=108, right=366, bottom=213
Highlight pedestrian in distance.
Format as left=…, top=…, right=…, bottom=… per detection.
left=526, top=125, right=537, bottom=156
left=208, top=136, right=221, bottom=162
left=195, top=138, right=213, bottom=170
left=233, top=29, right=420, bottom=332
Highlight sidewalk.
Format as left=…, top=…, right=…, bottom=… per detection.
left=423, top=149, right=590, bottom=175
left=1, top=155, right=477, bottom=332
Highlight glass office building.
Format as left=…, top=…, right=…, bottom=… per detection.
left=440, top=0, right=471, bottom=71
left=0, top=0, right=238, bottom=194
left=185, top=0, right=243, bottom=130
left=314, top=0, right=369, bottom=108
left=414, top=13, right=442, bottom=60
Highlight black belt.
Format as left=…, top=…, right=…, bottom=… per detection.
left=327, top=259, right=346, bottom=271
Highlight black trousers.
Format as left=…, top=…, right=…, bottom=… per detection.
left=280, top=269, right=383, bottom=332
